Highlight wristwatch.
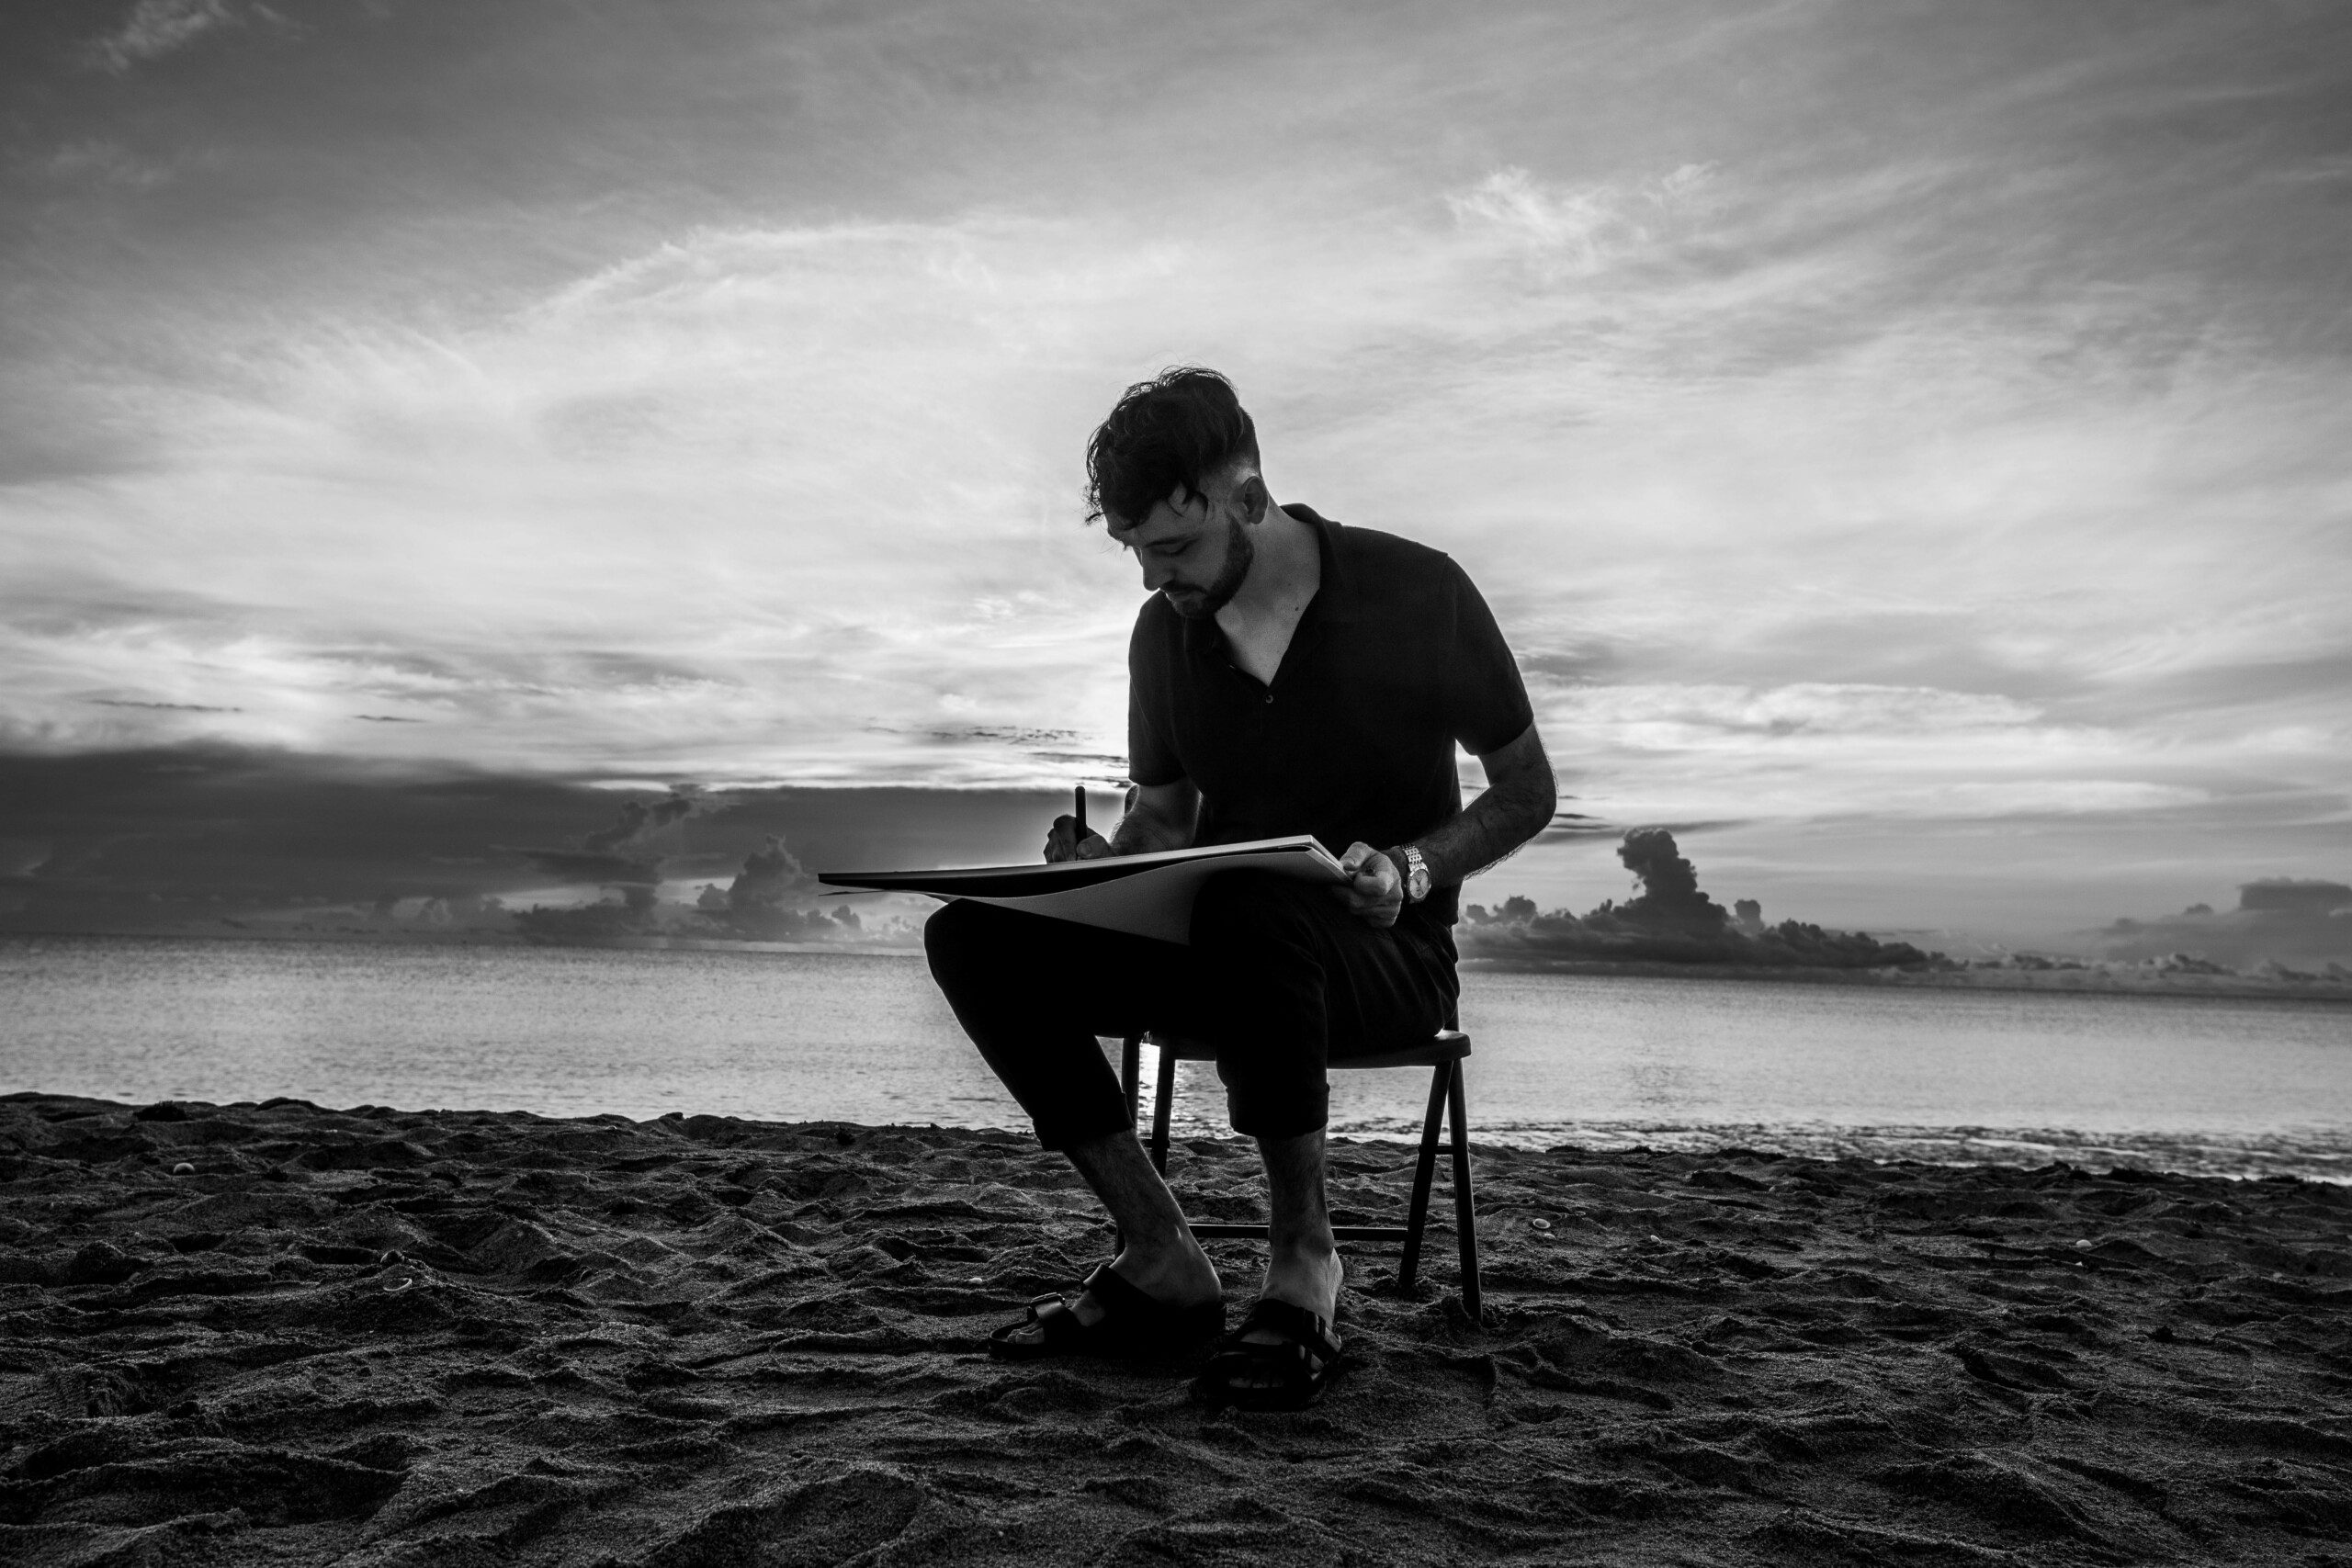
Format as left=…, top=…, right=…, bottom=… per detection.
left=1392, top=844, right=1430, bottom=905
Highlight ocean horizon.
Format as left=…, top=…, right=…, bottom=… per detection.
left=6, top=933, right=2346, bottom=1183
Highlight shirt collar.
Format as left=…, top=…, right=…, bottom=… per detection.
left=1290, top=504, right=1363, bottom=622
left=1178, top=503, right=1359, bottom=659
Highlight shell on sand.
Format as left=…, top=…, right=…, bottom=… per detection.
left=3, top=1093, right=2350, bottom=1565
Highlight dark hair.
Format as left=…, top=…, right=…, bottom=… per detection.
left=1083, top=367, right=1260, bottom=525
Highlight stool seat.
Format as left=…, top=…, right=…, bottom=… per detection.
left=1119, top=1026, right=1481, bottom=1323
left=1151, top=1029, right=1472, bottom=1073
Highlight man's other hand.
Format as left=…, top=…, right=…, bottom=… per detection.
left=1044, top=816, right=1114, bottom=863
left=1330, top=840, right=1402, bottom=927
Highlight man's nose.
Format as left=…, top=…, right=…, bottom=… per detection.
left=1139, top=557, right=1173, bottom=590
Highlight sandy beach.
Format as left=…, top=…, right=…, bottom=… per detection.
left=4, top=1093, right=2350, bottom=1566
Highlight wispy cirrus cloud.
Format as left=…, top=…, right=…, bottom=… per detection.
left=82, top=0, right=246, bottom=73
left=1443, top=163, right=1719, bottom=276
left=44, top=139, right=177, bottom=188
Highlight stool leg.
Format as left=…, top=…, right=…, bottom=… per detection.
left=1148, top=1043, right=1176, bottom=1178
left=1448, top=1063, right=1480, bottom=1325
left=1113, top=1035, right=1143, bottom=1249
left=1397, top=1060, right=1451, bottom=1291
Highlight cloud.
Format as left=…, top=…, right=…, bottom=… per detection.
left=1534, top=811, right=1618, bottom=841
left=1611, top=827, right=1730, bottom=936
left=719, top=836, right=807, bottom=908
left=13, top=190, right=2333, bottom=802
left=2099, top=877, right=2352, bottom=969
left=3, top=0, right=2349, bottom=946
left=581, top=793, right=700, bottom=854
left=83, top=0, right=242, bottom=73
left=1537, top=682, right=2049, bottom=744
left=45, top=141, right=175, bottom=190
left=0, top=742, right=1070, bottom=934
left=682, top=834, right=855, bottom=942
left=92, top=698, right=242, bottom=714
left=1443, top=163, right=1716, bottom=276
left=2264, top=152, right=2352, bottom=187
left=506, top=791, right=707, bottom=903
left=1871, top=781, right=2210, bottom=818
left=1460, top=829, right=1939, bottom=970
left=1508, top=678, right=2226, bottom=826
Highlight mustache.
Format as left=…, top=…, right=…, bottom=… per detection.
left=1159, top=586, right=1219, bottom=620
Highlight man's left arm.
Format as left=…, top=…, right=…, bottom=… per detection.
left=1332, top=724, right=1555, bottom=924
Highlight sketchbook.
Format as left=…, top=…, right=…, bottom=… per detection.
left=817, top=835, right=1349, bottom=945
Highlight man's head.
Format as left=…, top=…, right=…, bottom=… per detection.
left=1086, top=367, right=1269, bottom=619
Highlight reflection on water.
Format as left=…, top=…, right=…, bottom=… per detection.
left=1624, top=1059, right=1701, bottom=1114
left=5, top=937, right=2348, bottom=1179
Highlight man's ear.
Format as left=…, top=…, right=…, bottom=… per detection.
left=1235, top=473, right=1269, bottom=526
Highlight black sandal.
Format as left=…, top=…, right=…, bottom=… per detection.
left=1192, top=1299, right=1343, bottom=1410
left=987, top=1262, right=1225, bottom=1362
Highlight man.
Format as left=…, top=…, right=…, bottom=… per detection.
left=924, top=368, right=1554, bottom=1407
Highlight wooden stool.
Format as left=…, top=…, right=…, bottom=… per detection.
left=1118, top=1028, right=1481, bottom=1323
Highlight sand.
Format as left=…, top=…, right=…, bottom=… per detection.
left=4, top=1093, right=2350, bottom=1566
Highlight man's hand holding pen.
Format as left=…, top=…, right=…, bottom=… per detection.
left=1045, top=784, right=1114, bottom=863
left=1043, top=819, right=1111, bottom=863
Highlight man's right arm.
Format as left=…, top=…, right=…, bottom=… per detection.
left=1107, top=779, right=1197, bottom=856
left=1046, top=778, right=1197, bottom=862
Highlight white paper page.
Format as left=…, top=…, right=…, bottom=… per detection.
left=818, top=836, right=1348, bottom=945
left=953, top=846, right=1347, bottom=945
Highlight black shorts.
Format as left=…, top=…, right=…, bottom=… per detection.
left=923, top=870, right=1457, bottom=1147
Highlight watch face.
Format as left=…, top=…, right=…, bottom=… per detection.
left=1404, top=851, right=1429, bottom=901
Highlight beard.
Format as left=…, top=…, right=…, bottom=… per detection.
left=1161, top=516, right=1254, bottom=620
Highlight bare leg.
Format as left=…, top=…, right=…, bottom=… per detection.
left=993, top=1129, right=1221, bottom=1347
left=1230, top=1128, right=1343, bottom=1383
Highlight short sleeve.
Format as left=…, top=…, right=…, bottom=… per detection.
left=1126, top=612, right=1186, bottom=786
left=1442, top=559, right=1535, bottom=755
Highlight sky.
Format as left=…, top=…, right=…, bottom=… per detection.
left=3, top=0, right=2348, bottom=949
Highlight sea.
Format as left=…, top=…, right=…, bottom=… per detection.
left=5, top=935, right=2348, bottom=1181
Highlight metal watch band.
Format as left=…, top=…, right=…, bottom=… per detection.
left=1395, top=843, right=1430, bottom=904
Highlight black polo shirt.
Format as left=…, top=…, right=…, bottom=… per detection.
left=1127, top=506, right=1534, bottom=940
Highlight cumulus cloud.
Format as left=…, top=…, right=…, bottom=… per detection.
left=1460, top=829, right=1939, bottom=970
left=504, top=791, right=704, bottom=907
left=718, top=835, right=808, bottom=910
left=684, top=834, right=874, bottom=942
left=1611, top=828, right=1730, bottom=935
left=2099, top=877, right=2352, bottom=970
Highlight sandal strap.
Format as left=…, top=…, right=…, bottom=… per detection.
left=1005, top=1294, right=1081, bottom=1346
left=989, top=1266, right=1225, bottom=1360
left=1081, top=1262, right=1174, bottom=1325
left=1234, top=1298, right=1340, bottom=1364
left=1193, top=1301, right=1343, bottom=1409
